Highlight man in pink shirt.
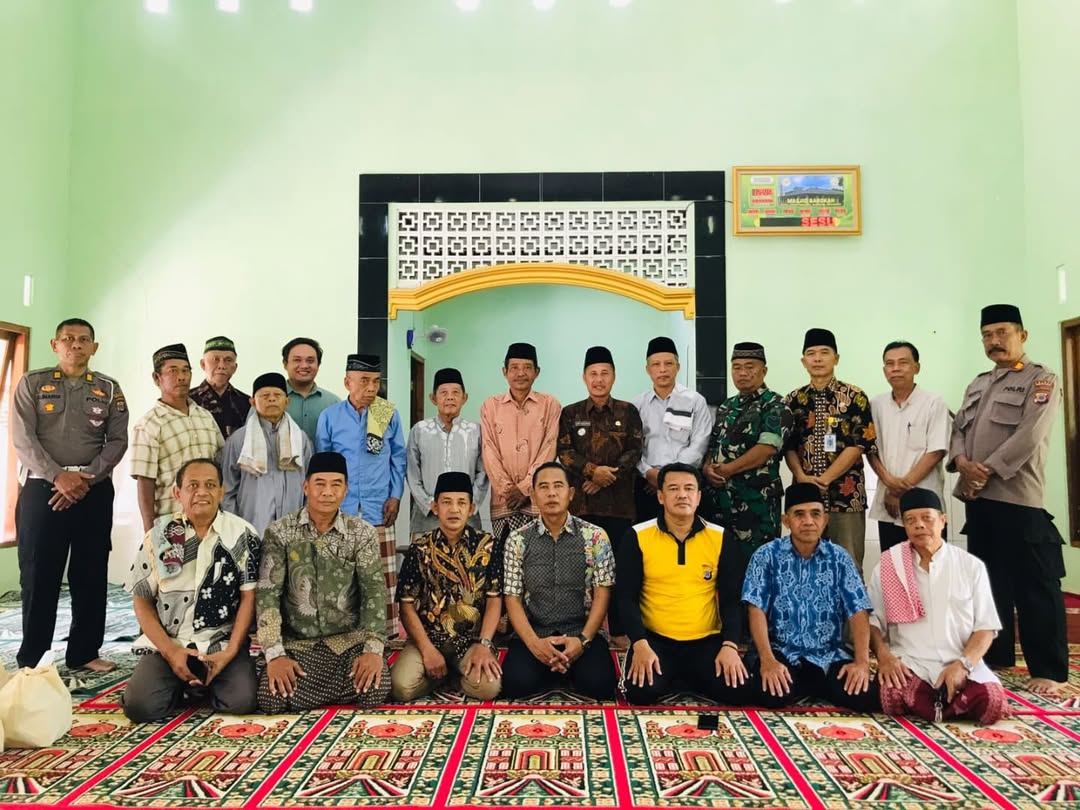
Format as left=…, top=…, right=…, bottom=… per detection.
left=480, top=343, right=562, bottom=540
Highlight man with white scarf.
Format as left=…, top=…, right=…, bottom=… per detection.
left=223, top=373, right=312, bottom=533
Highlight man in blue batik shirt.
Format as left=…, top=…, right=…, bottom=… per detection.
left=316, top=353, right=406, bottom=639
left=742, top=482, right=880, bottom=712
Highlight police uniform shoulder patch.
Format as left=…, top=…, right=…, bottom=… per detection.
left=1033, top=376, right=1054, bottom=405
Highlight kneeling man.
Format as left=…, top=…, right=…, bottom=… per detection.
left=617, top=463, right=753, bottom=706
left=123, top=458, right=260, bottom=722
left=869, top=488, right=1007, bottom=724
left=502, top=462, right=618, bottom=700
left=255, top=452, right=390, bottom=711
left=743, top=483, right=879, bottom=712
left=391, top=472, right=503, bottom=701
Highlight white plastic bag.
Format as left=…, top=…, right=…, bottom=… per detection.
left=0, top=652, right=72, bottom=748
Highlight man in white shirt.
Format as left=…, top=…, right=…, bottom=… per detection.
left=868, top=488, right=1006, bottom=725
left=632, top=336, right=714, bottom=521
left=406, top=367, right=487, bottom=536
left=867, top=342, right=950, bottom=551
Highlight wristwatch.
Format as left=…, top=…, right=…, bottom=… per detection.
left=576, top=633, right=592, bottom=649
left=958, top=656, right=974, bottom=673
left=479, top=638, right=496, bottom=652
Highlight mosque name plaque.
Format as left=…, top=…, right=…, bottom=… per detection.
left=732, top=165, right=861, bottom=236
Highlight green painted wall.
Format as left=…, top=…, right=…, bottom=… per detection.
left=390, top=285, right=692, bottom=422
left=1016, top=0, right=1080, bottom=589
left=0, top=1, right=76, bottom=593
left=6, top=0, right=1072, bottom=581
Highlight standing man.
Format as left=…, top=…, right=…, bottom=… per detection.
left=131, top=344, right=224, bottom=532
left=950, top=304, right=1067, bottom=694
left=557, top=346, right=641, bottom=643
left=255, top=452, right=391, bottom=712
left=480, top=342, right=561, bottom=540
left=222, top=373, right=312, bottom=533
left=633, top=337, right=713, bottom=522
left=702, top=342, right=791, bottom=552
left=502, top=463, right=618, bottom=700
left=282, top=337, right=341, bottom=443
left=316, top=354, right=406, bottom=639
left=12, top=318, right=128, bottom=672
left=190, top=336, right=250, bottom=439
left=406, top=367, right=487, bottom=537
left=867, top=341, right=950, bottom=551
left=784, top=328, right=876, bottom=571
left=617, top=463, right=753, bottom=706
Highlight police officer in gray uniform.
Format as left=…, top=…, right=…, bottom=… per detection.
left=11, top=318, right=129, bottom=672
left=949, top=304, right=1067, bottom=694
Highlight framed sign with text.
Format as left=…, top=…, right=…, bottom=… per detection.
left=732, top=165, right=861, bottom=236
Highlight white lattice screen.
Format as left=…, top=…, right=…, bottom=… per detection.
left=391, top=203, right=694, bottom=289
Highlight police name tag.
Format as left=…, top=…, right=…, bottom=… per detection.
left=823, top=434, right=837, bottom=452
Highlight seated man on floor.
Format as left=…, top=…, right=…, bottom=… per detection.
left=255, top=451, right=390, bottom=712
left=502, top=462, right=618, bottom=700
left=122, top=458, right=260, bottom=722
left=742, top=483, right=879, bottom=712
left=617, top=462, right=754, bottom=706
left=869, top=488, right=1007, bottom=724
left=391, top=472, right=503, bottom=701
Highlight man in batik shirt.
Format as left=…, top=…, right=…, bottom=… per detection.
left=784, top=328, right=876, bottom=571
left=557, top=345, right=641, bottom=642
left=502, top=463, right=618, bottom=700
left=743, top=483, right=879, bottom=713
left=703, top=342, right=791, bottom=552
left=391, top=472, right=503, bottom=701
left=191, top=336, right=250, bottom=439
left=255, top=452, right=390, bottom=712
left=123, top=458, right=260, bottom=722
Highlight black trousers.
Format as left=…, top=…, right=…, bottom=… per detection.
left=750, top=653, right=880, bottom=713
left=877, top=521, right=908, bottom=552
left=501, top=636, right=618, bottom=700
left=580, top=514, right=632, bottom=636
left=16, top=478, right=113, bottom=669
left=633, top=478, right=662, bottom=524
left=622, top=631, right=755, bottom=706
left=963, top=498, right=1068, bottom=681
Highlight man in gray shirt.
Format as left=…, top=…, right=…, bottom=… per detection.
left=223, top=373, right=312, bottom=533
left=11, top=318, right=128, bottom=672
left=406, top=367, right=487, bottom=537
left=632, top=336, right=714, bottom=521
left=949, top=303, right=1067, bottom=694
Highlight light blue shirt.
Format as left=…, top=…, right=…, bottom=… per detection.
left=315, top=400, right=405, bottom=523
left=742, top=537, right=871, bottom=669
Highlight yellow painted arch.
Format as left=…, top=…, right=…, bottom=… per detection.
left=387, top=263, right=695, bottom=319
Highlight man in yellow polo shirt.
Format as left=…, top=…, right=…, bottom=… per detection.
left=616, top=462, right=753, bottom=705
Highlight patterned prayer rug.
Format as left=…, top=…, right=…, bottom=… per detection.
left=2, top=593, right=1080, bottom=809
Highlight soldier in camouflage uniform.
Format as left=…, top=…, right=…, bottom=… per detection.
left=703, top=343, right=791, bottom=551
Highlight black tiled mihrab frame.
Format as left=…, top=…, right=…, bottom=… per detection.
left=358, top=172, right=726, bottom=402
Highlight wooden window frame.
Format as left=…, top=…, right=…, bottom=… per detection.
left=0, top=322, right=30, bottom=547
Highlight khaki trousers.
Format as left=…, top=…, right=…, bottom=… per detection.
left=390, top=640, right=501, bottom=701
